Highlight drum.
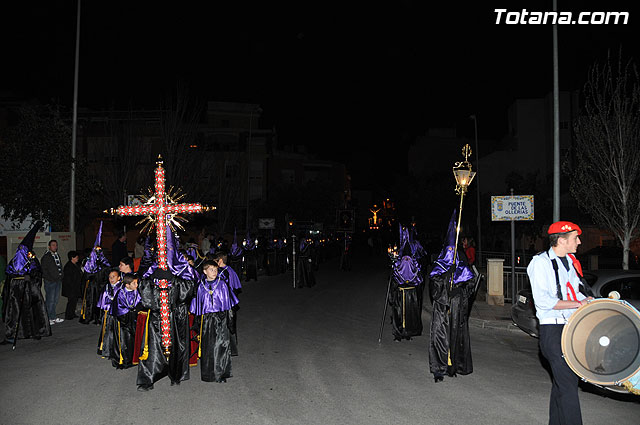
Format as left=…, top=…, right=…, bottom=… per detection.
left=561, top=298, right=640, bottom=395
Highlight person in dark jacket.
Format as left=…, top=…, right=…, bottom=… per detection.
left=62, top=251, right=82, bottom=320
left=111, top=231, right=128, bottom=266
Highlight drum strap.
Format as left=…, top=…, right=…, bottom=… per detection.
left=544, top=251, right=563, bottom=300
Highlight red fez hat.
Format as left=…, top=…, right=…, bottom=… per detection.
left=548, top=221, right=582, bottom=235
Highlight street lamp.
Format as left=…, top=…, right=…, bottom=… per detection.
left=451, top=144, right=476, bottom=289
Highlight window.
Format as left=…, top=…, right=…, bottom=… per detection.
left=600, top=277, right=640, bottom=300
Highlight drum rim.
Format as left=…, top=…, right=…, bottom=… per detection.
left=561, top=298, right=640, bottom=387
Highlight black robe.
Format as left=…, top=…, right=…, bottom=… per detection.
left=192, top=311, right=232, bottom=382
left=113, top=310, right=138, bottom=369
left=97, top=283, right=120, bottom=359
left=2, top=272, right=51, bottom=340
left=244, top=250, right=258, bottom=281
left=79, top=269, right=108, bottom=325
left=389, top=278, right=424, bottom=341
left=136, top=276, right=195, bottom=387
left=428, top=270, right=473, bottom=377
left=276, top=248, right=287, bottom=274
left=229, top=255, right=243, bottom=280
left=295, top=246, right=316, bottom=288
left=265, top=248, right=277, bottom=276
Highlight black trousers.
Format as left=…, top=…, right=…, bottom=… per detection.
left=65, top=297, right=79, bottom=319
left=539, top=324, right=583, bottom=425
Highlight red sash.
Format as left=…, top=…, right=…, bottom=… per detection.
left=189, top=313, right=199, bottom=367
left=132, top=310, right=147, bottom=365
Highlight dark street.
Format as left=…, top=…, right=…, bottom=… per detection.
left=1, top=248, right=638, bottom=425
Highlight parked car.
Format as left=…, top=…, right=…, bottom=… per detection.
left=511, top=269, right=640, bottom=338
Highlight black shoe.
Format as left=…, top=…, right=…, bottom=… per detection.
left=434, top=374, right=444, bottom=383
left=137, top=384, right=154, bottom=391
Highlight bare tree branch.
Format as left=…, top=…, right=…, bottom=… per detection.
left=567, top=49, right=640, bottom=269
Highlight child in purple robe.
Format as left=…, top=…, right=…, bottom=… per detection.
left=110, top=273, right=142, bottom=369
left=190, top=260, right=239, bottom=382
left=97, top=269, right=121, bottom=358
left=213, top=252, right=241, bottom=356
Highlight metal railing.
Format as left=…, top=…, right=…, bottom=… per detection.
left=478, top=250, right=535, bottom=269
left=503, top=266, right=531, bottom=302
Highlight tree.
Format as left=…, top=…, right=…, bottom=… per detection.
left=567, top=51, right=640, bottom=269
left=97, top=108, right=152, bottom=208
left=0, top=104, right=95, bottom=230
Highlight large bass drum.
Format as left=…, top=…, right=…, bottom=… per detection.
left=561, top=298, right=640, bottom=395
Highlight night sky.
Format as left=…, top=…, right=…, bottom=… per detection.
left=2, top=1, right=639, bottom=187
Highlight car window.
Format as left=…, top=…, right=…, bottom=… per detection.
left=600, top=277, right=640, bottom=300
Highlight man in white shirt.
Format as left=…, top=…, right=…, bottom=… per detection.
left=527, top=221, right=593, bottom=425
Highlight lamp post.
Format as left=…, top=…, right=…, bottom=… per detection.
left=451, top=144, right=476, bottom=290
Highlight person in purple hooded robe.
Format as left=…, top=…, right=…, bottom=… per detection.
left=135, top=225, right=197, bottom=391
left=2, top=220, right=51, bottom=341
left=428, top=209, right=476, bottom=382
left=190, top=259, right=239, bottom=382
left=295, top=237, right=316, bottom=288
left=243, top=232, right=259, bottom=282
left=79, top=221, right=111, bottom=325
left=389, top=224, right=425, bottom=341
left=228, top=229, right=245, bottom=279
left=110, top=272, right=142, bottom=369
left=212, top=251, right=242, bottom=356
left=97, top=268, right=122, bottom=358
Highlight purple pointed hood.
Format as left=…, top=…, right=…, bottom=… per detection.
left=83, top=221, right=111, bottom=274
left=409, top=226, right=427, bottom=260
left=6, top=220, right=43, bottom=276
left=230, top=228, right=243, bottom=257
left=137, top=235, right=155, bottom=277
left=244, top=231, right=256, bottom=250
left=398, top=224, right=411, bottom=257
left=166, top=225, right=198, bottom=281
left=430, top=209, right=474, bottom=283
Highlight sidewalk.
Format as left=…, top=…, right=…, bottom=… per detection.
left=422, top=287, right=523, bottom=334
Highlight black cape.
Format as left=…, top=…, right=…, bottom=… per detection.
left=2, top=273, right=51, bottom=340
left=136, top=275, right=195, bottom=387
left=428, top=269, right=473, bottom=377
left=389, top=276, right=424, bottom=341
left=79, top=269, right=108, bottom=325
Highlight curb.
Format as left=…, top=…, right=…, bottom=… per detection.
left=469, top=317, right=522, bottom=332
left=422, top=305, right=523, bottom=333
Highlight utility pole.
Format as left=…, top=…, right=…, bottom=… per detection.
left=552, top=0, right=560, bottom=222
left=69, top=0, right=81, bottom=232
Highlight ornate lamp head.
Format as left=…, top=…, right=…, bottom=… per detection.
left=452, top=144, right=476, bottom=195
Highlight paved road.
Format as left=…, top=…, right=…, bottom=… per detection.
left=1, top=251, right=638, bottom=425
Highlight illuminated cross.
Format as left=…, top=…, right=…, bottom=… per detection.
left=105, top=155, right=213, bottom=355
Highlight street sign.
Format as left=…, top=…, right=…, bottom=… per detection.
left=336, top=209, right=354, bottom=232
left=491, top=195, right=534, bottom=221
left=258, top=218, right=276, bottom=229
